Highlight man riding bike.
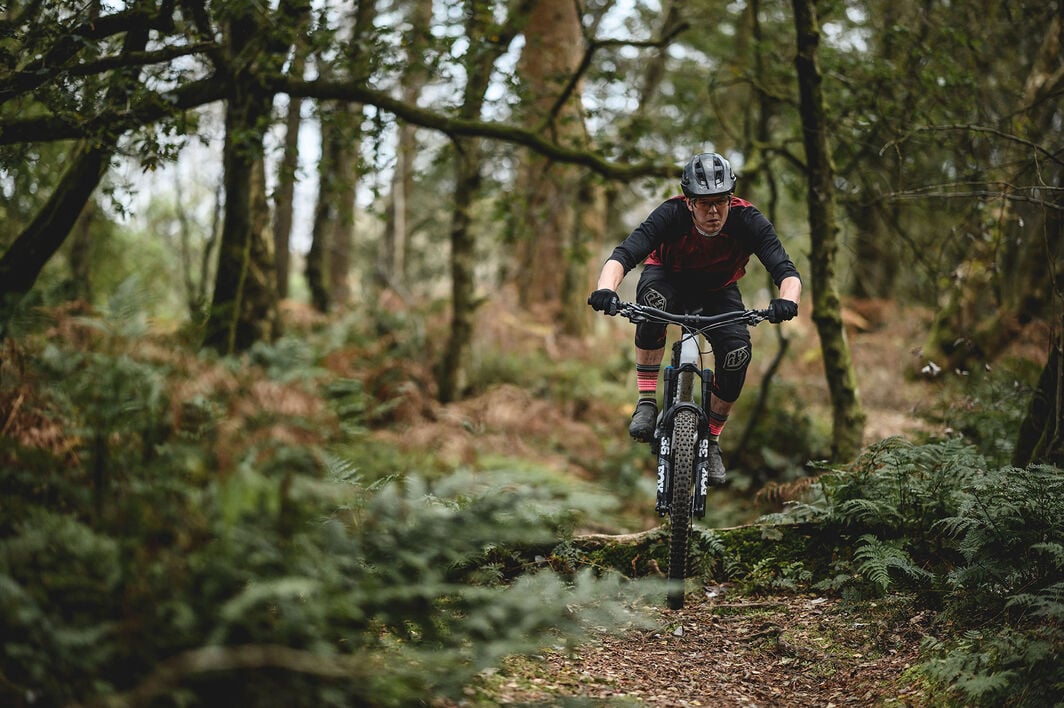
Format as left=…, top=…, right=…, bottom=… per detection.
left=588, top=151, right=803, bottom=485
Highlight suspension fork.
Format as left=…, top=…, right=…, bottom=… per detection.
left=693, top=367, right=715, bottom=518
left=655, top=334, right=714, bottom=516
left=655, top=336, right=719, bottom=518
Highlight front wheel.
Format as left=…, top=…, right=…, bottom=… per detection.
left=666, top=408, right=698, bottom=609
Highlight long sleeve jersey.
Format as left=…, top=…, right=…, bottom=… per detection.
left=607, top=195, right=801, bottom=291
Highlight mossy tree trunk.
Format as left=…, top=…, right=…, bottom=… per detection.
left=436, top=0, right=533, bottom=403
left=202, top=1, right=305, bottom=353
left=791, top=0, right=866, bottom=461
left=438, top=141, right=481, bottom=403
left=1014, top=321, right=1064, bottom=467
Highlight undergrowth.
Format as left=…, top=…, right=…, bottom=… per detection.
left=0, top=304, right=656, bottom=707
left=764, top=438, right=1064, bottom=706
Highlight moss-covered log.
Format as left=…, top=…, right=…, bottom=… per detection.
left=537, top=522, right=843, bottom=585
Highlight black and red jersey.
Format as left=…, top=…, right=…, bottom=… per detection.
left=607, top=195, right=800, bottom=292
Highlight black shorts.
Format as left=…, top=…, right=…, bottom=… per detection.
left=634, top=265, right=752, bottom=402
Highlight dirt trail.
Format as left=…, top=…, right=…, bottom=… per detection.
left=470, top=589, right=929, bottom=706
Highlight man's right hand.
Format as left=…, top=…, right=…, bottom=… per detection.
left=588, top=288, right=620, bottom=315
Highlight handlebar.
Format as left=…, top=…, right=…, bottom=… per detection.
left=610, top=301, right=771, bottom=330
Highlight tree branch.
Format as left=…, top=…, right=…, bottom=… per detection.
left=545, top=20, right=690, bottom=130
left=65, top=43, right=220, bottom=79
left=279, top=77, right=677, bottom=181
left=0, top=72, right=676, bottom=183
left=0, top=77, right=228, bottom=145
left=881, top=124, right=1064, bottom=169
left=0, top=4, right=174, bottom=105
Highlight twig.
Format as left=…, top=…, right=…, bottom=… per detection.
left=1, top=392, right=24, bottom=437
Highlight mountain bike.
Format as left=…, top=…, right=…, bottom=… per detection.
left=608, top=301, right=770, bottom=609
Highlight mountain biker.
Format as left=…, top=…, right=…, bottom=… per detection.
left=587, top=151, right=802, bottom=485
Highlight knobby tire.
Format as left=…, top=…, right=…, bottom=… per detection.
left=667, top=407, right=698, bottom=610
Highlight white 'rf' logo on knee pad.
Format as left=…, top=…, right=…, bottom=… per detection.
left=643, top=288, right=667, bottom=310
left=723, top=346, right=751, bottom=371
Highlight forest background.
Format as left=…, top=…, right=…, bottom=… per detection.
left=1, top=0, right=1062, bottom=705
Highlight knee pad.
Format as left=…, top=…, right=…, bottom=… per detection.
left=713, top=342, right=752, bottom=403
left=634, top=285, right=671, bottom=349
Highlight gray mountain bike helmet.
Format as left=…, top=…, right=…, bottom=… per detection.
left=680, top=152, right=736, bottom=198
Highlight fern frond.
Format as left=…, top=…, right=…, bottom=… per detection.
left=1030, top=542, right=1064, bottom=570
left=1005, top=582, right=1064, bottom=620
left=836, top=498, right=902, bottom=526
left=853, top=534, right=930, bottom=593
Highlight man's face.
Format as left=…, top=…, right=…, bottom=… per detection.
left=686, top=195, right=731, bottom=236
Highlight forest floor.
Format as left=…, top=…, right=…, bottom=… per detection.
left=458, top=589, right=931, bottom=706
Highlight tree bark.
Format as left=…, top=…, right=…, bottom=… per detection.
left=437, top=141, right=481, bottom=402
left=202, top=7, right=284, bottom=353
left=307, top=103, right=360, bottom=311
left=514, top=0, right=591, bottom=334
left=271, top=5, right=310, bottom=301
left=68, top=201, right=95, bottom=303
left=1014, top=328, right=1064, bottom=467
left=203, top=122, right=280, bottom=353
left=273, top=89, right=305, bottom=300
left=328, top=117, right=358, bottom=309
left=791, top=0, right=866, bottom=461
left=305, top=125, right=335, bottom=314
left=0, top=142, right=109, bottom=328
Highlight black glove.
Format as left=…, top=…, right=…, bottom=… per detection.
left=767, top=298, right=798, bottom=323
left=588, top=288, right=620, bottom=315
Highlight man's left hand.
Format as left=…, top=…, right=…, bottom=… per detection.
left=767, top=298, right=798, bottom=323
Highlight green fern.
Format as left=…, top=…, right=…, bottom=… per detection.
left=853, top=534, right=932, bottom=594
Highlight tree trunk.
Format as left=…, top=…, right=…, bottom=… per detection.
left=843, top=1, right=913, bottom=300
left=273, top=94, right=303, bottom=300
left=848, top=194, right=898, bottom=300
left=1014, top=328, right=1064, bottom=467
left=381, top=0, right=432, bottom=292
left=271, top=6, right=310, bottom=301
left=203, top=120, right=280, bottom=352
left=0, top=143, right=108, bottom=322
left=514, top=0, right=591, bottom=334
left=305, top=115, right=337, bottom=314
left=437, top=141, right=480, bottom=403
left=305, top=103, right=360, bottom=313
left=791, top=0, right=866, bottom=461
left=925, top=8, right=1064, bottom=370
left=68, top=200, right=95, bottom=303
left=328, top=105, right=359, bottom=308
left=435, top=0, right=533, bottom=402
left=202, top=10, right=281, bottom=353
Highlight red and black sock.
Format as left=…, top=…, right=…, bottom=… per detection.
left=636, top=363, right=660, bottom=406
